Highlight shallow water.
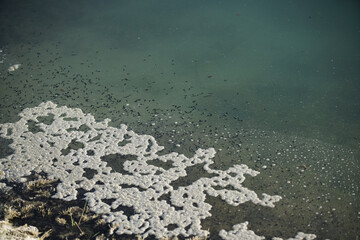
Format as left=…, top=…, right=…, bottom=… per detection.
left=0, top=0, right=359, bottom=239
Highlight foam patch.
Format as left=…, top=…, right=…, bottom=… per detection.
left=0, top=102, right=315, bottom=239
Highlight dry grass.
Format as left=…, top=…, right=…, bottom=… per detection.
left=4, top=205, right=21, bottom=220
left=55, top=216, right=67, bottom=225
left=1, top=174, right=210, bottom=240
left=26, top=178, right=57, bottom=191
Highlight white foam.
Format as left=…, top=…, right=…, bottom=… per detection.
left=8, top=63, right=21, bottom=72
left=220, top=222, right=317, bottom=240
left=0, top=101, right=315, bottom=239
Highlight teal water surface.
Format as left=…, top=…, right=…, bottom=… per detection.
left=0, top=0, right=359, bottom=239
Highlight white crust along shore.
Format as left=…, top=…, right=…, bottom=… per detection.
left=0, top=101, right=316, bottom=240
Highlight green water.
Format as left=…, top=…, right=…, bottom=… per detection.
left=0, top=0, right=359, bottom=239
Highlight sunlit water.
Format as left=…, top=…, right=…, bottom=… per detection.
left=0, top=0, right=359, bottom=239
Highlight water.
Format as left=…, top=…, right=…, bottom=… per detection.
left=0, top=0, right=359, bottom=239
